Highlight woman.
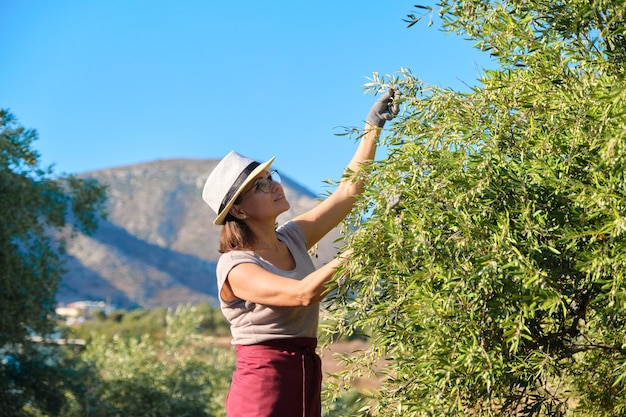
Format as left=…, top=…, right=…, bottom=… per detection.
left=201, top=89, right=398, bottom=417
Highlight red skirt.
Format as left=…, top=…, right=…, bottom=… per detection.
left=226, top=337, right=322, bottom=417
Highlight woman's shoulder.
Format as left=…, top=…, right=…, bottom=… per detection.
left=216, top=250, right=259, bottom=277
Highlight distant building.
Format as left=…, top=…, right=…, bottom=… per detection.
left=55, top=300, right=116, bottom=325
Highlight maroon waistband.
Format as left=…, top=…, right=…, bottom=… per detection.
left=239, top=337, right=317, bottom=352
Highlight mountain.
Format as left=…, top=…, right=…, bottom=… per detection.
left=57, top=159, right=342, bottom=309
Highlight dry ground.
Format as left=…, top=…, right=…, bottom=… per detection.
left=320, top=340, right=383, bottom=392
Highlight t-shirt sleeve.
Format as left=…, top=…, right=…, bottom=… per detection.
left=216, top=251, right=257, bottom=302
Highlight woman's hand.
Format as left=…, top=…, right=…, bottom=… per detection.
left=366, top=88, right=399, bottom=128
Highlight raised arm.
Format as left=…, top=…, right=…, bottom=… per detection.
left=294, top=88, right=399, bottom=249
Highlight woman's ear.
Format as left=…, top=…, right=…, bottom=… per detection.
left=229, top=205, right=247, bottom=220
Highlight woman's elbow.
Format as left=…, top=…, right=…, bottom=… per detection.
left=297, top=289, right=321, bottom=307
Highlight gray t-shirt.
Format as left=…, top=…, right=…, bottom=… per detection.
left=216, top=221, right=318, bottom=345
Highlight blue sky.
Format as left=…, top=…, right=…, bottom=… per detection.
left=1, top=1, right=493, bottom=196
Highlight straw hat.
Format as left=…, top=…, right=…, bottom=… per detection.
left=202, top=151, right=275, bottom=225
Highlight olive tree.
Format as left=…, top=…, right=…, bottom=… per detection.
left=0, top=109, right=107, bottom=416
left=324, top=1, right=626, bottom=416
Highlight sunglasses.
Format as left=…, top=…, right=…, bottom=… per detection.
left=242, top=170, right=281, bottom=195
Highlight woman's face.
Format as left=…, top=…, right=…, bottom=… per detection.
left=235, top=170, right=290, bottom=220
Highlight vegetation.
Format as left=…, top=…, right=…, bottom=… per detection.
left=65, top=302, right=231, bottom=343
left=324, top=1, right=626, bottom=416
left=65, top=305, right=235, bottom=417
left=0, top=109, right=107, bottom=416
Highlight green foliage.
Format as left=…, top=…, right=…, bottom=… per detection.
left=68, top=305, right=235, bottom=417
left=66, top=308, right=168, bottom=343
left=195, top=302, right=233, bottom=336
left=323, top=388, right=373, bottom=417
left=324, top=1, right=626, bottom=416
left=66, top=303, right=231, bottom=343
left=0, top=109, right=107, bottom=416
left=0, top=343, right=94, bottom=417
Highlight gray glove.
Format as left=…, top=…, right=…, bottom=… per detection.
left=366, top=88, right=399, bottom=127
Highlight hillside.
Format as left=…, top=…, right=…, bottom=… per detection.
left=57, top=158, right=342, bottom=309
